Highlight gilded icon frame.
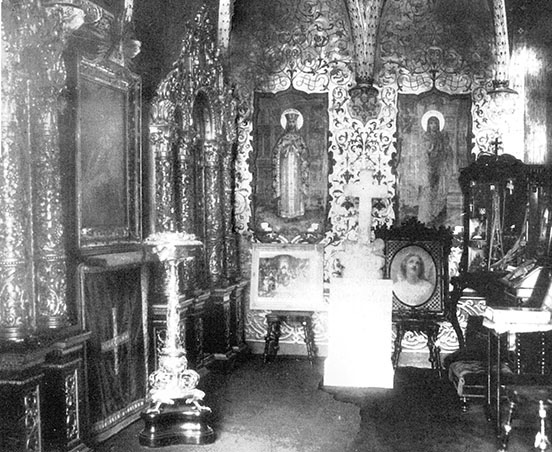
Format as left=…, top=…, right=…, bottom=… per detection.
left=74, top=57, right=142, bottom=252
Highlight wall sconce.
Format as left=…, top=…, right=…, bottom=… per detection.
left=43, top=2, right=86, bottom=32
left=349, top=75, right=378, bottom=99
left=488, top=79, right=517, bottom=116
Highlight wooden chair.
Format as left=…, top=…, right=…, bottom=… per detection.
left=375, top=218, right=463, bottom=375
left=445, top=315, right=515, bottom=412
left=498, top=331, right=552, bottom=451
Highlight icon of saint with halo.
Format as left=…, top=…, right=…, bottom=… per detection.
left=272, top=108, right=309, bottom=219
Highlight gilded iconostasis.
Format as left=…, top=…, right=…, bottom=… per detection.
left=226, top=0, right=504, bottom=356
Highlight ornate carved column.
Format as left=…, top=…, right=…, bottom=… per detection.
left=221, top=139, right=239, bottom=282
left=0, top=45, right=34, bottom=339
left=203, top=139, right=224, bottom=287
left=219, top=89, right=240, bottom=283
left=1, top=0, right=83, bottom=339
left=175, top=129, right=200, bottom=293
left=28, top=8, right=72, bottom=329
left=150, top=96, right=178, bottom=233
left=175, top=130, right=196, bottom=234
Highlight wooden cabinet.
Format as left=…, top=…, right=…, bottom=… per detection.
left=0, top=331, right=91, bottom=452
left=457, top=154, right=552, bottom=307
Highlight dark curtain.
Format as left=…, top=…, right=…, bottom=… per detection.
left=84, top=267, right=146, bottom=424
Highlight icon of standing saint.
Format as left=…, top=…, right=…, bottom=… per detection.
left=272, top=108, right=309, bottom=219
left=418, top=109, right=453, bottom=225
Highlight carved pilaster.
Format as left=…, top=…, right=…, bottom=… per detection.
left=1, top=0, right=78, bottom=338
left=23, top=385, right=42, bottom=452
left=28, top=4, right=81, bottom=330
left=150, top=97, right=177, bottom=232
left=64, top=369, right=79, bottom=443
left=0, top=93, right=34, bottom=340
left=175, top=131, right=199, bottom=293
left=175, top=131, right=196, bottom=233
left=203, top=139, right=224, bottom=287
left=31, top=81, right=69, bottom=329
left=221, top=139, right=239, bottom=282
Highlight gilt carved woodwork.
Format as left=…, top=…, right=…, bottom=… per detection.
left=150, top=98, right=177, bottom=232
left=23, top=385, right=42, bottom=452
left=0, top=0, right=83, bottom=338
left=221, top=139, right=240, bottom=281
left=175, top=131, right=195, bottom=234
left=0, top=98, right=32, bottom=338
left=149, top=5, right=240, bottom=292
left=203, top=139, right=224, bottom=286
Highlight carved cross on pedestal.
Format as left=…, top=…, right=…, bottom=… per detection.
left=344, top=168, right=390, bottom=243
left=101, top=307, right=130, bottom=375
left=490, top=137, right=502, bottom=155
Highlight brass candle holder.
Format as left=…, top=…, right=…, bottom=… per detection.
left=139, top=232, right=215, bottom=446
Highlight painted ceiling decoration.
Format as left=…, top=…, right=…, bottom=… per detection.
left=217, top=0, right=235, bottom=57
left=346, top=0, right=384, bottom=86
left=485, top=0, right=519, bottom=157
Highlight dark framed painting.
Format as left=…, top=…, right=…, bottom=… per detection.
left=75, top=58, right=142, bottom=251
left=252, top=89, right=329, bottom=239
left=396, top=89, right=472, bottom=229
left=249, top=243, right=326, bottom=311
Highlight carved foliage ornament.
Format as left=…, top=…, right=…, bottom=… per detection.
left=151, top=5, right=238, bottom=286
left=1, top=0, right=82, bottom=334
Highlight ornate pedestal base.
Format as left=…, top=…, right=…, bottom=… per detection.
left=140, top=234, right=214, bottom=448
left=139, top=400, right=215, bottom=447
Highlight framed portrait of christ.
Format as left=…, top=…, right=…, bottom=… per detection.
left=375, top=218, right=453, bottom=317
left=388, top=242, right=439, bottom=310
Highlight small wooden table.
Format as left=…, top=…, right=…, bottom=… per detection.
left=482, top=318, right=552, bottom=435
left=263, top=311, right=316, bottom=365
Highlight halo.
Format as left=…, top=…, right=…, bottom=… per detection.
left=421, top=110, right=445, bottom=131
left=280, top=108, right=304, bottom=130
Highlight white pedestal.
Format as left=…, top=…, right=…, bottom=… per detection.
left=323, top=279, right=394, bottom=389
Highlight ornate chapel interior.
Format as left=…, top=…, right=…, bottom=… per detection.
left=2, top=0, right=552, bottom=451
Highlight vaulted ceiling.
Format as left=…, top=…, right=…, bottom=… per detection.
left=131, top=0, right=552, bottom=101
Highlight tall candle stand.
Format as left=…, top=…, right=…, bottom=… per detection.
left=139, top=232, right=215, bottom=446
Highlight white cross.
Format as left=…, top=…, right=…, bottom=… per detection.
left=344, top=168, right=391, bottom=243
left=101, top=307, right=130, bottom=375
